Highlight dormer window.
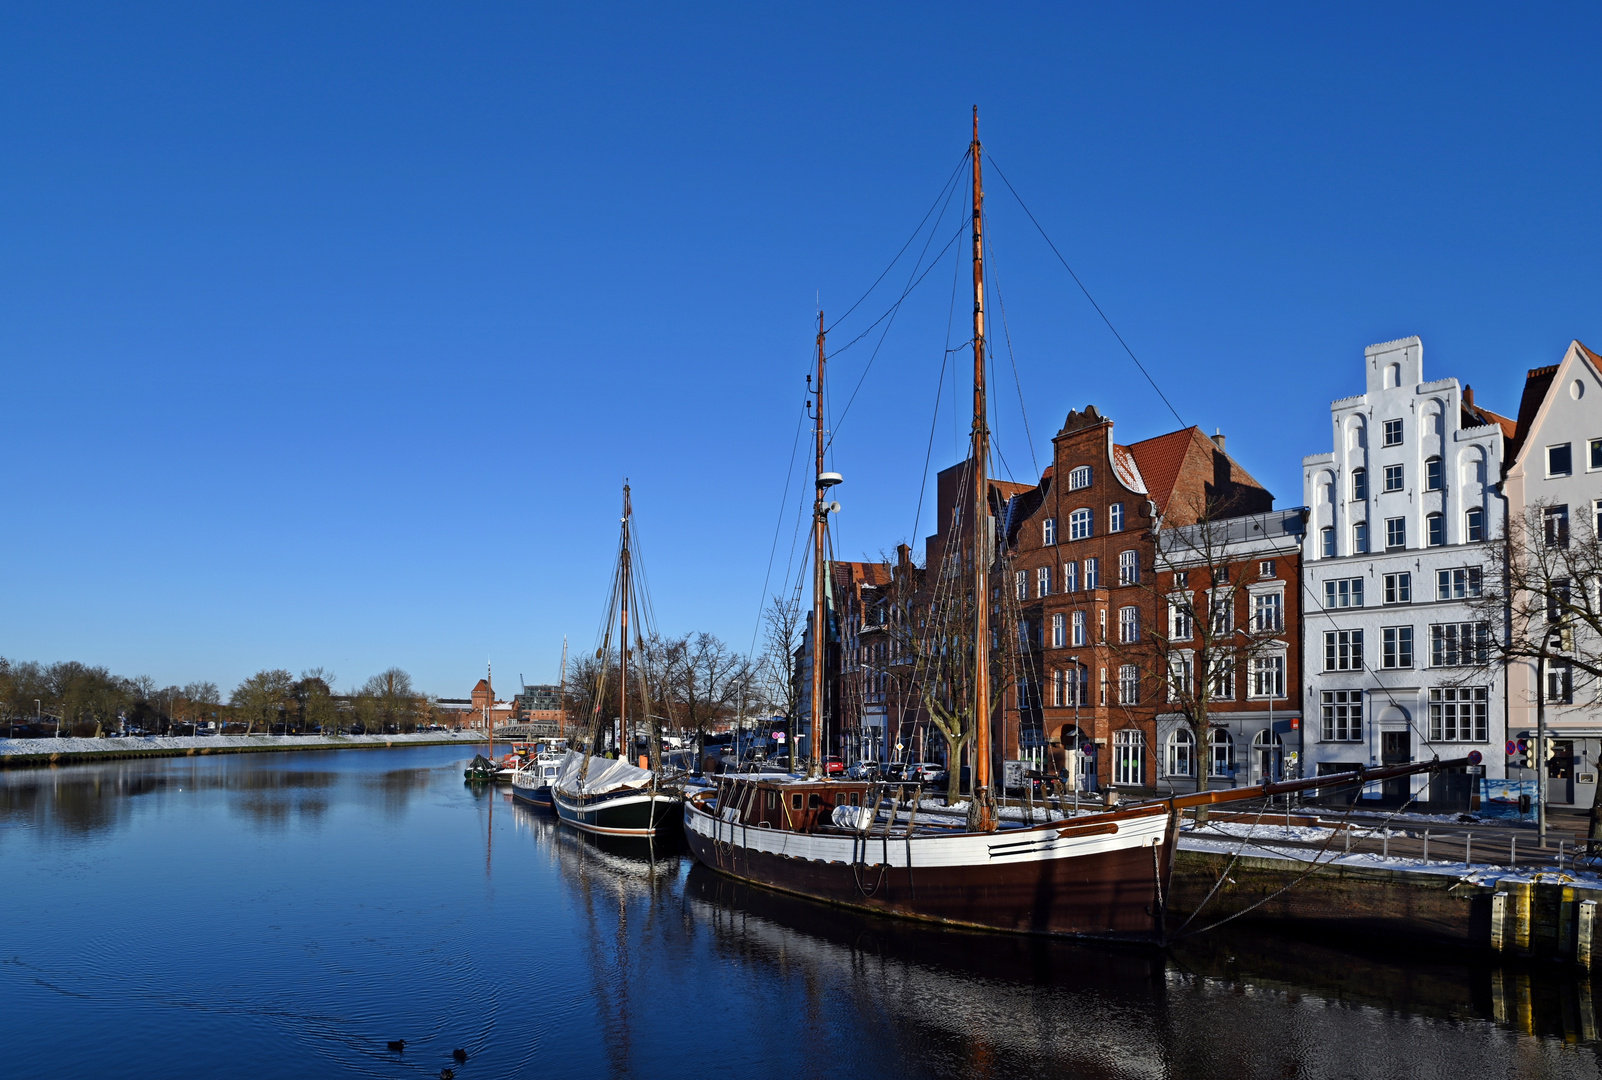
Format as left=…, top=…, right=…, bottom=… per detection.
left=1068, top=466, right=1092, bottom=491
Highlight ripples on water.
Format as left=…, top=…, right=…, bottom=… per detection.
left=3, top=746, right=1600, bottom=1079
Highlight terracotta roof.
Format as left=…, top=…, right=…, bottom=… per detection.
left=472, top=678, right=490, bottom=692
left=1124, top=427, right=1202, bottom=509
left=1508, top=365, right=1559, bottom=465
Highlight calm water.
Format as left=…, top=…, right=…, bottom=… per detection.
left=4, top=745, right=1601, bottom=1080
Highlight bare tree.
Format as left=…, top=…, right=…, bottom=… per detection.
left=231, top=669, right=294, bottom=734
left=667, top=631, right=753, bottom=774
left=761, top=595, right=805, bottom=770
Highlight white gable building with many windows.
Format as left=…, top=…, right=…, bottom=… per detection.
left=1300, top=336, right=1510, bottom=805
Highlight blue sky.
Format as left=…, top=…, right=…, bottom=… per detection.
left=3, top=3, right=1598, bottom=698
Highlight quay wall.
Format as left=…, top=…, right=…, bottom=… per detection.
left=1170, top=848, right=1602, bottom=966
left=0, top=732, right=485, bottom=769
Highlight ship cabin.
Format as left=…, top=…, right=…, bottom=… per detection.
left=710, top=776, right=876, bottom=834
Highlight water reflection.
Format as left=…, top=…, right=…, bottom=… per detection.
left=4, top=748, right=1602, bottom=1080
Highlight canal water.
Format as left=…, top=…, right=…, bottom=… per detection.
left=3, top=744, right=1601, bottom=1080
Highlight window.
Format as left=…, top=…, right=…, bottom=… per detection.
left=1252, top=591, right=1283, bottom=631
left=1071, top=610, right=1087, bottom=647
left=1113, top=730, right=1145, bottom=787
left=1352, top=468, right=1368, bottom=500
left=1321, top=690, right=1363, bottom=741
left=1043, top=518, right=1057, bottom=546
left=1118, top=664, right=1140, bottom=705
left=1173, top=571, right=1188, bottom=588
left=1435, top=567, right=1482, bottom=600
left=1354, top=522, right=1370, bottom=553
left=1592, top=439, right=1602, bottom=471
left=1385, top=517, right=1406, bottom=550
left=1017, top=681, right=1033, bottom=709
left=1323, top=629, right=1364, bottom=671
left=1167, top=654, right=1194, bottom=702
left=1545, top=505, right=1570, bottom=549
left=1211, top=654, right=1235, bottom=699
left=1068, top=465, right=1091, bottom=490
left=1169, top=601, right=1193, bottom=641
left=1069, top=665, right=1088, bottom=706
left=1018, top=620, right=1033, bottom=649
left=1383, top=464, right=1404, bottom=492
left=1208, top=729, right=1235, bottom=779
left=1425, top=457, right=1442, bottom=492
left=1259, top=560, right=1276, bottom=578
left=1209, top=593, right=1234, bottom=634
left=1099, top=667, right=1107, bottom=706
left=1069, top=508, right=1093, bottom=540
left=1383, top=572, right=1411, bottom=604
left=1427, top=513, right=1445, bottom=547
left=1051, top=669, right=1063, bottom=707
left=1547, top=661, right=1575, bottom=704
left=1109, top=503, right=1124, bottom=533
left=1050, top=613, right=1065, bottom=649
left=1381, top=626, right=1413, bottom=669
left=1015, top=570, right=1028, bottom=600
left=1430, top=622, right=1490, bottom=667
left=1063, top=561, right=1077, bottom=593
left=1549, top=443, right=1574, bottom=478
left=1321, top=527, right=1336, bottom=558
left=1596, top=500, right=1602, bottom=535
left=1166, top=728, right=1194, bottom=777
left=1119, top=606, right=1141, bottom=644
left=1037, top=566, right=1051, bottom=597
left=1083, top=557, right=1099, bottom=590
left=1118, top=550, right=1140, bottom=585
left=1465, top=507, right=1484, bottom=543
left=1250, top=655, right=1285, bottom=698
left=1215, top=566, right=1230, bottom=585
left=1429, top=687, right=1488, bottom=742
left=1323, top=578, right=1364, bottom=608
left=1383, top=419, right=1403, bottom=446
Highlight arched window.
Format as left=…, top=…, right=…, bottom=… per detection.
left=1252, top=730, right=1284, bottom=783
left=1466, top=506, right=1485, bottom=543
left=1321, top=526, right=1336, bottom=558
left=1351, top=467, right=1367, bottom=501
left=1118, top=663, right=1140, bottom=704
left=1425, top=456, right=1443, bottom=492
left=1427, top=512, right=1445, bottom=547
left=1118, top=606, right=1141, bottom=643
left=1166, top=728, right=1194, bottom=778
left=1068, top=466, right=1092, bottom=490
left=1069, top=507, right=1093, bottom=540
left=1114, top=729, right=1145, bottom=786
left=1208, top=728, right=1235, bottom=778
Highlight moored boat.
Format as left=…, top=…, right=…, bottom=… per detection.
left=511, top=741, right=568, bottom=809
left=552, top=750, right=681, bottom=837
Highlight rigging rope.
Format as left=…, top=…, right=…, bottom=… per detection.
left=985, top=152, right=1185, bottom=428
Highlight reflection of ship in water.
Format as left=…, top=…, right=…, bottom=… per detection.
left=683, top=863, right=1602, bottom=1071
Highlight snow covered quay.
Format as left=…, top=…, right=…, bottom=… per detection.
left=0, top=730, right=479, bottom=767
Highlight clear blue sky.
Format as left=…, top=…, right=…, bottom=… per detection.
left=4, top=3, right=1598, bottom=699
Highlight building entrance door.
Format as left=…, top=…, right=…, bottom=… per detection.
left=1549, top=739, right=1575, bottom=805
left=1381, top=730, right=1410, bottom=803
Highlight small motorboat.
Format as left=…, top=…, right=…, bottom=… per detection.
left=511, top=740, right=567, bottom=809
left=463, top=754, right=498, bottom=782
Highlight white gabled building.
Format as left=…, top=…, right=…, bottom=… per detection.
left=1501, top=340, right=1602, bottom=808
left=1300, top=336, right=1512, bottom=807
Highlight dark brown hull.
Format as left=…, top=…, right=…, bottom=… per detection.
left=683, top=800, right=1172, bottom=942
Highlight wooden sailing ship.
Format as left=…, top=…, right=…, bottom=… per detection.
left=682, top=110, right=1470, bottom=942
left=551, top=484, right=681, bottom=838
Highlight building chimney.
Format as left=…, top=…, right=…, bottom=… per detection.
left=1463, top=385, right=1475, bottom=407
left=1211, top=428, right=1226, bottom=453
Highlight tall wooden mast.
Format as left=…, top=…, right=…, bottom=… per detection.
left=969, top=106, right=996, bottom=831
left=619, top=483, right=632, bottom=760
left=809, top=311, right=827, bottom=778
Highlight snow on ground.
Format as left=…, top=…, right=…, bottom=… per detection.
left=1177, top=834, right=1602, bottom=887
left=0, top=731, right=479, bottom=757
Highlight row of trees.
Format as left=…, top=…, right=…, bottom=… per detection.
left=0, top=660, right=448, bottom=737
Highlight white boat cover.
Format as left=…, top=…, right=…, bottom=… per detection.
left=553, top=749, right=655, bottom=796
left=831, top=804, right=875, bottom=831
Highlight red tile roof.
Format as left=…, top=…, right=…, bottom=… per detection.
left=1124, top=427, right=1203, bottom=509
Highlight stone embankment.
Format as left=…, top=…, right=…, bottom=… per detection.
left=1171, top=833, right=1602, bottom=967
left=0, top=730, right=483, bottom=768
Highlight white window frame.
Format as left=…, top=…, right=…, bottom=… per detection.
left=1118, top=549, right=1140, bottom=586
left=1208, top=729, right=1234, bottom=779
left=1429, top=687, right=1488, bottom=742
left=1071, top=610, right=1087, bottom=647
left=1068, top=465, right=1092, bottom=491
left=1385, top=516, right=1406, bottom=550
left=1381, top=625, right=1413, bottom=669
left=1037, top=565, right=1051, bottom=597
left=1043, top=518, right=1057, bottom=545
left=1250, top=588, right=1284, bottom=632
left=1169, top=599, right=1194, bottom=641
left=1015, top=570, right=1027, bottom=600
left=1050, top=612, right=1065, bottom=649
left=1113, top=729, right=1145, bottom=787
left=1248, top=653, right=1285, bottom=699
left=1323, top=629, right=1364, bottom=671
left=1118, top=663, right=1140, bottom=705
left=1383, top=418, right=1403, bottom=447
left=1062, top=561, right=1077, bottom=593
left=1083, top=557, right=1099, bottom=590
left=1069, top=508, right=1093, bottom=540
left=1109, top=502, right=1124, bottom=533
left=1383, top=463, right=1404, bottom=492
left=1167, top=652, right=1194, bottom=703
left=1119, top=605, right=1141, bottom=644
left=1166, top=728, right=1194, bottom=778
left=1320, top=689, right=1363, bottom=741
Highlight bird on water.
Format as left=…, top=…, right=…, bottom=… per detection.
left=387, top=1040, right=406, bottom=1053
left=453, top=1048, right=469, bottom=1063
left=440, top=1070, right=455, bottom=1080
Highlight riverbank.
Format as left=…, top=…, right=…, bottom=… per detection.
left=0, top=730, right=487, bottom=768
